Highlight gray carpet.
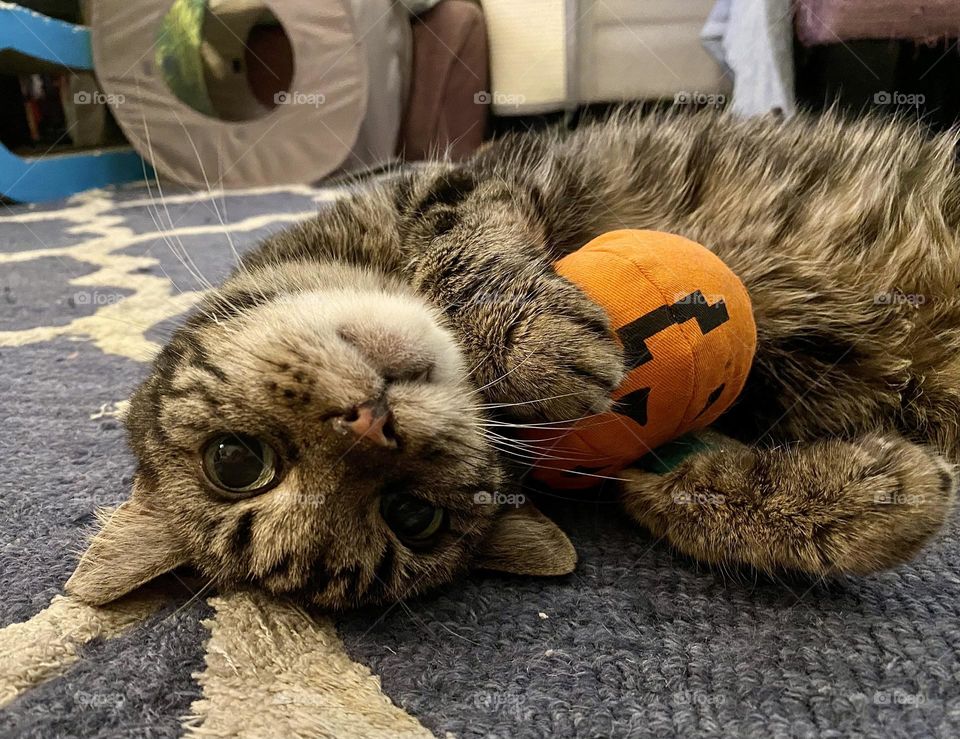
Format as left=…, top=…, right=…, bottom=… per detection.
left=1, top=184, right=958, bottom=737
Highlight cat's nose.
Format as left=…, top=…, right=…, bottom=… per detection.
left=338, top=325, right=434, bottom=384
left=332, top=399, right=398, bottom=449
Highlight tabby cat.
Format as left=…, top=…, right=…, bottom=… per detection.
left=67, top=109, right=959, bottom=610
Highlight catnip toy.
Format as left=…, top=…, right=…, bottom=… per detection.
left=522, top=230, right=756, bottom=489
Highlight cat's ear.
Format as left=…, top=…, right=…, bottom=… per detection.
left=474, top=503, right=577, bottom=576
left=65, top=497, right=188, bottom=605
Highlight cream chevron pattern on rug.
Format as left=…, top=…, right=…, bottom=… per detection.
left=0, top=184, right=429, bottom=738
left=1, top=183, right=959, bottom=738
left=185, top=591, right=431, bottom=739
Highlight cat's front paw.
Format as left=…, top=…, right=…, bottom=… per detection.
left=471, top=274, right=625, bottom=422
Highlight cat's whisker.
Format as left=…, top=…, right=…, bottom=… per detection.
left=160, top=572, right=221, bottom=624
left=482, top=429, right=571, bottom=447
left=484, top=439, right=578, bottom=460
left=487, top=446, right=582, bottom=465
left=134, top=163, right=194, bottom=280
left=464, top=347, right=498, bottom=380
left=533, top=467, right=630, bottom=483
left=138, top=124, right=216, bottom=293
left=134, top=200, right=212, bottom=307
left=462, top=286, right=539, bottom=388
left=171, top=114, right=274, bottom=308
left=485, top=437, right=631, bottom=481
left=480, top=416, right=600, bottom=431
left=388, top=591, right=480, bottom=646
left=471, top=347, right=543, bottom=394
left=479, top=430, right=583, bottom=455
left=475, top=390, right=589, bottom=410
left=134, top=78, right=218, bottom=293
left=473, top=406, right=610, bottom=431
left=172, top=111, right=247, bottom=272
left=142, top=182, right=214, bottom=295
left=128, top=136, right=205, bottom=308
left=483, top=437, right=596, bottom=464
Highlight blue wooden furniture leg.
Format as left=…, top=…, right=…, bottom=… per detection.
left=0, top=4, right=148, bottom=202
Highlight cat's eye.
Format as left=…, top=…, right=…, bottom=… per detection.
left=202, top=434, right=279, bottom=496
left=380, top=491, right=447, bottom=545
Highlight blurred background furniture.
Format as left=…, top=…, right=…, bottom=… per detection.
left=793, top=0, right=960, bottom=131
left=481, top=0, right=729, bottom=116
left=705, top=0, right=960, bottom=121
left=2, top=0, right=959, bottom=202
left=0, top=3, right=145, bottom=202
left=401, top=0, right=488, bottom=161
left=795, top=0, right=960, bottom=45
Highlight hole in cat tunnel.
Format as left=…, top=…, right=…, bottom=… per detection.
left=156, top=0, right=294, bottom=122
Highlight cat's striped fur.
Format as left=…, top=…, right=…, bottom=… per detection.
left=68, top=109, right=959, bottom=609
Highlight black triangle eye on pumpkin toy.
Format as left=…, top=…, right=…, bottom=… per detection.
left=519, top=230, right=757, bottom=489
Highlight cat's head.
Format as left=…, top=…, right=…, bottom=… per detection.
left=66, top=249, right=576, bottom=610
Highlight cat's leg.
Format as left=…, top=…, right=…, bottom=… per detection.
left=405, top=189, right=626, bottom=424
left=642, top=251, right=960, bottom=575
left=620, top=430, right=956, bottom=575
left=712, top=261, right=960, bottom=464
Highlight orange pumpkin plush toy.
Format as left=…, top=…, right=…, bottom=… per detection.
left=522, top=230, right=756, bottom=489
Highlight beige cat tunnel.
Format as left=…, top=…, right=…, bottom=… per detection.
left=90, top=0, right=410, bottom=188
